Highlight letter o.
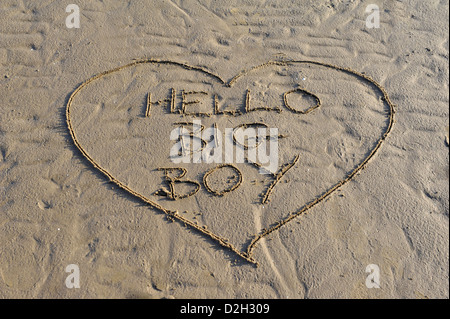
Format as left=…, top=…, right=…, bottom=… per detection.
left=203, top=164, right=242, bottom=196
left=283, top=88, right=321, bottom=114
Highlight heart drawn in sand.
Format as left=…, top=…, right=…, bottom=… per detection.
left=66, top=58, right=395, bottom=265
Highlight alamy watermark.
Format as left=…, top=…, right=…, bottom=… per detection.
left=66, top=4, right=80, bottom=29
left=65, top=264, right=80, bottom=288
left=365, top=264, right=381, bottom=288
left=365, top=4, right=380, bottom=29
left=170, top=120, right=279, bottom=174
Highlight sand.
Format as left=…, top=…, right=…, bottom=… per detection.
left=0, top=0, right=448, bottom=299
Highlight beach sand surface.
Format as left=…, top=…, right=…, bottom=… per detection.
left=0, top=0, right=448, bottom=298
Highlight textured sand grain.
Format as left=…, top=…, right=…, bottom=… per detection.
left=0, top=0, right=448, bottom=298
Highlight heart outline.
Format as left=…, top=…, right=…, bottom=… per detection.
left=66, top=58, right=395, bottom=265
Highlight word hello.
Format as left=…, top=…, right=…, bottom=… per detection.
left=144, top=87, right=320, bottom=117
